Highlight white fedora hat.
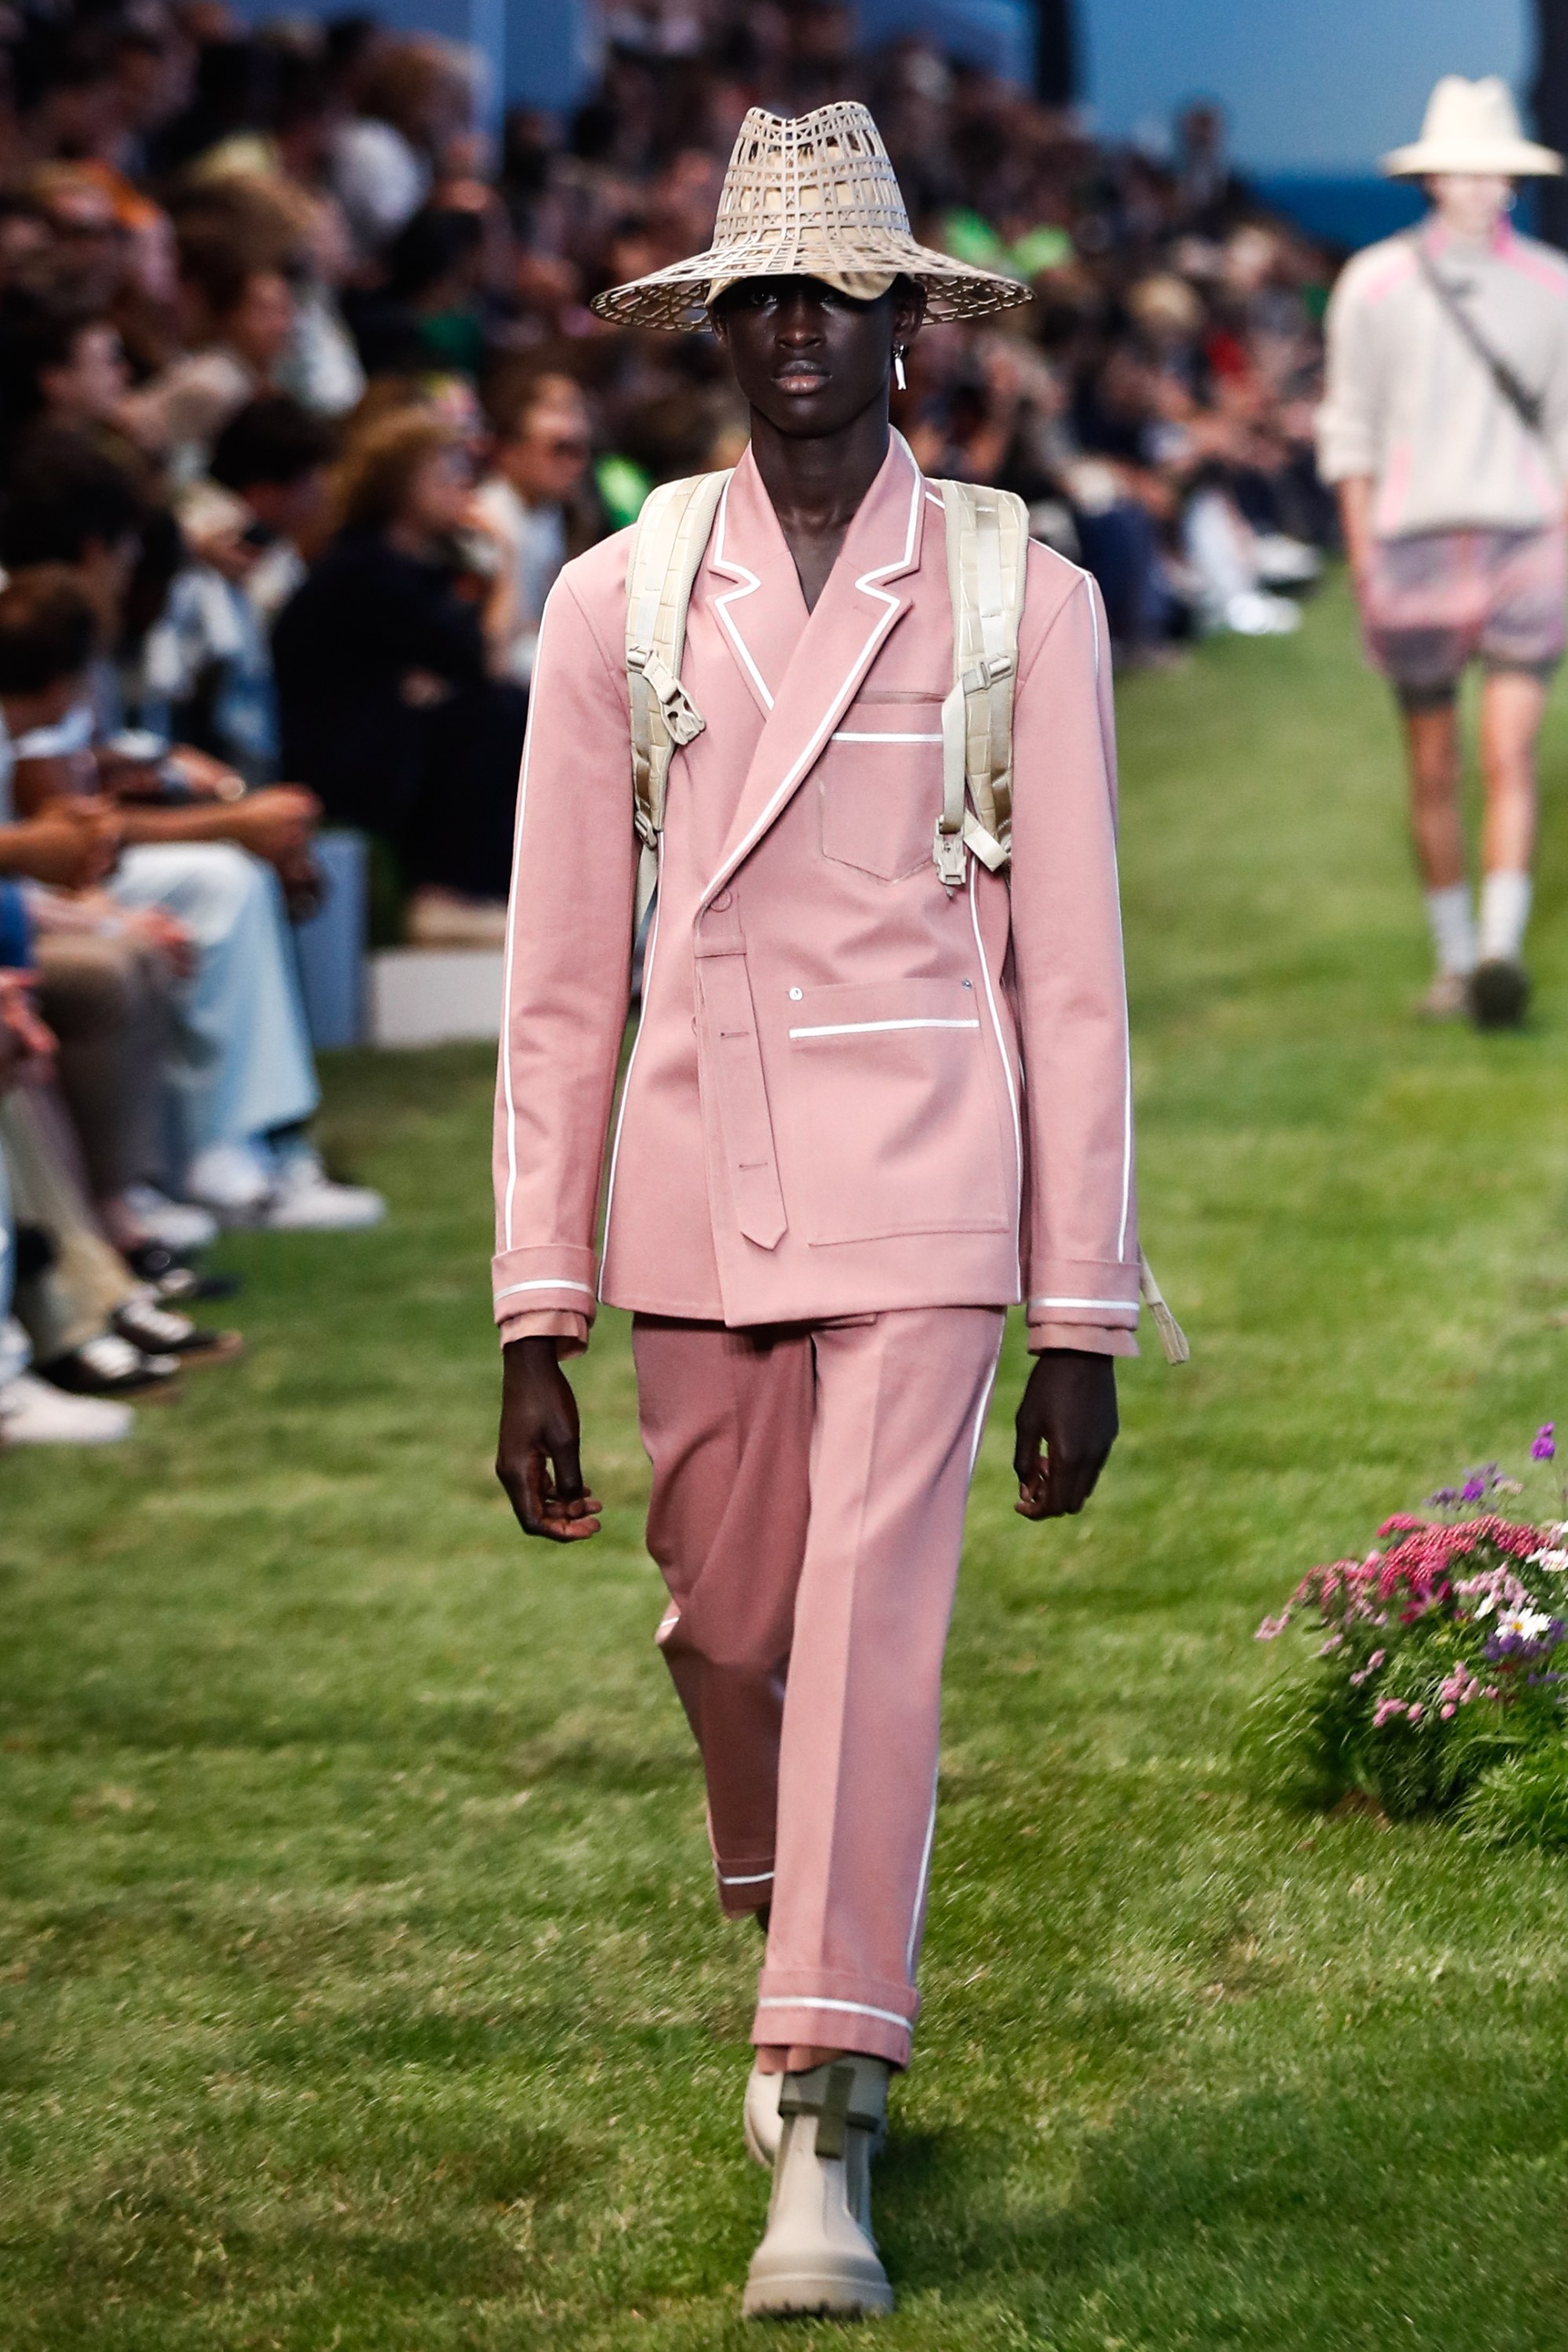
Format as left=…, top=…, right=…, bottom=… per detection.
left=591, top=101, right=1029, bottom=330
left=1381, top=75, right=1563, bottom=178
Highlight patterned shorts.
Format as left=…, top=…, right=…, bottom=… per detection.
left=1362, top=526, right=1566, bottom=706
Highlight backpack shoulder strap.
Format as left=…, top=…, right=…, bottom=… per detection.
left=933, top=475, right=1030, bottom=890
left=626, top=469, right=731, bottom=857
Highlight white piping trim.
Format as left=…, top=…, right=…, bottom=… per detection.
left=709, top=473, right=774, bottom=710
left=830, top=730, right=942, bottom=743
left=1082, top=566, right=1101, bottom=683
left=599, top=857, right=662, bottom=1291
left=719, top=1869, right=775, bottom=1886
left=495, top=1277, right=597, bottom=1302
left=925, top=491, right=943, bottom=509
left=907, top=1770, right=940, bottom=1978
left=788, top=1018, right=979, bottom=1039
left=968, top=1338, right=1002, bottom=1479
left=698, top=439, right=923, bottom=907
left=903, top=1332, right=1002, bottom=1977
left=969, top=861, right=1023, bottom=1285
left=1116, top=1036, right=1133, bottom=1262
left=755, top=1996, right=911, bottom=2031
left=1029, top=1294, right=1137, bottom=1314
left=499, top=588, right=555, bottom=1251
left=1034, top=1298, right=1133, bottom=1316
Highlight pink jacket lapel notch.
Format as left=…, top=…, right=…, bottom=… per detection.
left=700, top=434, right=928, bottom=905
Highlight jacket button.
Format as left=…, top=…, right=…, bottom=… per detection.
left=711, top=888, right=733, bottom=911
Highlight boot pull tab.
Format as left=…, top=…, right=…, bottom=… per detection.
left=814, top=2063, right=855, bottom=2160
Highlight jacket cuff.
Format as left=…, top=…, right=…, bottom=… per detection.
left=1026, top=1262, right=1139, bottom=1331
left=492, top=1243, right=598, bottom=1330
left=1028, top=1321, right=1139, bottom=1358
left=500, top=1309, right=590, bottom=1357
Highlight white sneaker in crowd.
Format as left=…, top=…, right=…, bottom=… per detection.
left=121, top=1183, right=220, bottom=1252
left=184, top=1141, right=276, bottom=1222
left=0, top=1371, right=134, bottom=1444
left=262, top=1143, right=386, bottom=1232
left=1253, top=533, right=1322, bottom=588
left=1223, top=589, right=1302, bottom=637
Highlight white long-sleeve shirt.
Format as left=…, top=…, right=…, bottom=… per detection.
left=1316, top=220, right=1568, bottom=538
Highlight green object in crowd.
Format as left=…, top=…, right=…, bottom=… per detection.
left=418, top=310, right=486, bottom=377
left=1008, top=223, right=1074, bottom=278
left=596, top=452, right=654, bottom=528
left=941, top=206, right=1008, bottom=268
left=940, top=208, right=1074, bottom=284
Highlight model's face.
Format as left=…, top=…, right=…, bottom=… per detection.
left=711, top=275, right=925, bottom=439
left=1429, top=173, right=1512, bottom=242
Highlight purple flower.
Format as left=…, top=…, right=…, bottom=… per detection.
left=1426, top=1487, right=1459, bottom=1509
left=1461, top=1476, right=1486, bottom=1503
left=1533, top=1423, right=1556, bottom=1462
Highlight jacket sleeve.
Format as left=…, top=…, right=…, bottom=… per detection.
left=1009, top=563, right=1140, bottom=1355
left=492, top=568, right=637, bottom=1352
left=1315, top=261, right=1381, bottom=485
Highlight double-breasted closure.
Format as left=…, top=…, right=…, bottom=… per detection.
left=492, top=434, right=1139, bottom=1353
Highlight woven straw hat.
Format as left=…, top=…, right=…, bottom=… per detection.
left=1381, top=75, right=1562, bottom=179
left=591, top=101, right=1031, bottom=329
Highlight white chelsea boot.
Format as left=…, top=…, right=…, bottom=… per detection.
left=741, top=2055, right=893, bottom=2318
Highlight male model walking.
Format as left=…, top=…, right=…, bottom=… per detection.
left=1319, top=77, right=1568, bottom=1028
left=494, top=104, right=1148, bottom=2317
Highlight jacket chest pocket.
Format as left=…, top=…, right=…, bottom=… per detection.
left=817, top=693, right=943, bottom=883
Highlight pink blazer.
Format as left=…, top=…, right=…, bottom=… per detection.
left=492, top=435, right=1138, bottom=1354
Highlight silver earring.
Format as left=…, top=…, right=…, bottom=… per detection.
left=893, top=346, right=907, bottom=391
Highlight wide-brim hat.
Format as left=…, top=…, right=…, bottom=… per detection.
left=591, top=101, right=1031, bottom=330
left=1381, top=75, right=1563, bottom=178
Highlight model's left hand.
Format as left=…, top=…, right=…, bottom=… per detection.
left=1014, top=1349, right=1119, bottom=1520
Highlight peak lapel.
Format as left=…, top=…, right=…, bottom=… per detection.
left=700, top=435, right=928, bottom=905
left=702, top=456, right=806, bottom=721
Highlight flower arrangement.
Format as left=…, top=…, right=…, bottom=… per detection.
left=1248, top=1425, right=1568, bottom=1848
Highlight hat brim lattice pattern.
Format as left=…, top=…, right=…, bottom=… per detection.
left=591, top=102, right=1031, bottom=330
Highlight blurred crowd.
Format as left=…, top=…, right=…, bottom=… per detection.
left=0, top=0, right=1340, bottom=1448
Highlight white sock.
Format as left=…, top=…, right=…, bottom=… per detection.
left=1478, top=870, right=1532, bottom=963
left=1424, top=883, right=1476, bottom=976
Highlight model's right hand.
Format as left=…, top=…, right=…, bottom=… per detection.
left=496, top=1336, right=603, bottom=1542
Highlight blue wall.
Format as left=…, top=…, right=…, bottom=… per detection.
left=1082, top=0, right=1530, bottom=172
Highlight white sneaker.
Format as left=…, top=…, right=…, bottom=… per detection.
left=1253, top=533, right=1321, bottom=588
left=122, top=1184, right=219, bottom=1252
left=261, top=1144, right=386, bottom=1233
left=0, top=1371, right=133, bottom=1444
left=184, top=1141, right=276, bottom=1222
left=1223, top=588, right=1301, bottom=637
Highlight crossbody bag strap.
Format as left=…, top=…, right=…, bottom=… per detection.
left=1413, top=240, right=1546, bottom=438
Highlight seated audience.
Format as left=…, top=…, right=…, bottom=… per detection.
left=0, top=474, right=384, bottom=1235
left=144, top=394, right=337, bottom=780
left=473, top=366, right=596, bottom=686
left=273, top=408, right=526, bottom=941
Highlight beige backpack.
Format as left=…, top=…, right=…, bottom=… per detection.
left=621, top=466, right=1188, bottom=1364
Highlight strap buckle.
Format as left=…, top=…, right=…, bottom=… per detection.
left=634, top=647, right=706, bottom=747
left=933, top=822, right=968, bottom=890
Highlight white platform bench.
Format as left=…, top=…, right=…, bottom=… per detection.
left=369, top=948, right=504, bottom=1046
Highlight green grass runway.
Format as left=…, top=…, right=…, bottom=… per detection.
left=8, top=576, right=1568, bottom=2347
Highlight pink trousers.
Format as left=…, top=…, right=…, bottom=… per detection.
left=632, top=1306, right=1005, bottom=2070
